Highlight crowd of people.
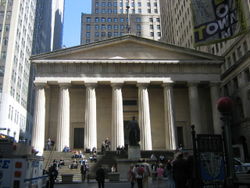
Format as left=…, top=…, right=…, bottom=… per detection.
left=126, top=151, right=194, bottom=188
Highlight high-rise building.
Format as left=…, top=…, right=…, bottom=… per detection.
left=81, top=0, right=162, bottom=44
left=160, top=0, right=194, bottom=49
left=160, top=0, right=250, bottom=159
left=33, top=0, right=64, bottom=55
left=0, top=0, right=65, bottom=142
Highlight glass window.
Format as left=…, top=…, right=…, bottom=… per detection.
left=138, top=9, right=141, bottom=13
left=147, top=9, right=151, bottom=13
left=101, top=17, right=106, bottom=22
left=149, top=18, right=153, bottom=22
left=114, top=25, right=118, bottom=30
left=114, top=32, right=118, bottom=37
left=120, top=18, right=124, bottom=22
left=113, top=2, right=117, bottom=7
left=156, top=18, right=160, bottom=22
left=120, top=25, right=124, bottom=30
left=114, top=18, right=118, bottom=22
left=95, top=25, right=100, bottom=30
left=157, top=25, right=160, bottom=29
left=101, top=32, right=106, bottom=37
left=108, top=9, right=112, bottom=13
left=157, top=32, right=161, bottom=37
left=107, top=18, right=112, bottom=22
left=136, top=17, right=141, bottom=22
left=101, top=2, right=106, bottom=7
left=101, top=24, right=106, bottom=30
left=101, top=9, right=106, bottom=13
left=137, top=24, right=141, bottom=30
left=108, top=32, right=112, bottom=37
left=86, top=32, right=90, bottom=38
left=95, top=17, right=99, bottom=22
left=86, top=24, right=91, bottom=31
left=95, top=32, right=100, bottom=37
left=138, top=2, right=141, bottom=7
left=95, top=2, right=99, bottom=6
left=113, top=9, right=117, bottom=13
left=95, top=9, right=99, bottom=13
left=107, top=25, right=112, bottom=30
left=150, top=32, right=154, bottom=37
left=86, top=17, right=91, bottom=22
left=154, top=9, right=158, bottom=13
left=108, top=2, right=112, bottom=6
left=150, top=24, right=153, bottom=29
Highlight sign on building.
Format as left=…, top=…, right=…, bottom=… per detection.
left=191, top=0, right=247, bottom=46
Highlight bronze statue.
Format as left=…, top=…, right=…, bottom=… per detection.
left=128, top=117, right=140, bottom=146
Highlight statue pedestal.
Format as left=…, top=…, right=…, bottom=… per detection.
left=128, top=145, right=141, bottom=160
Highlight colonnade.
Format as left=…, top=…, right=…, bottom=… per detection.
left=31, top=81, right=220, bottom=156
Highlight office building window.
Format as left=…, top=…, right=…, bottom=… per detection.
left=108, top=9, right=112, bottom=13
left=138, top=2, right=141, bottom=7
left=149, top=18, right=153, bottom=22
left=114, top=18, right=118, bottom=22
left=113, top=9, right=117, bottom=13
left=95, top=9, right=99, bottom=13
left=120, top=25, right=124, bottom=30
left=95, top=25, right=100, bottom=30
left=101, top=32, right=106, bottom=37
left=157, top=32, right=161, bottom=37
left=86, top=24, right=91, bottom=31
left=107, top=18, right=112, bottom=22
left=101, top=17, right=106, bottom=22
left=108, top=25, right=112, bottom=30
left=101, top=2, right=106, bottom=7
left=101, top=24, right=106, bottom=30
left=95, top=32, right=99, bottom=37
left=108, top=32, right=112, bottom=37
left=137, top=24, right=141, bottom=30
left=120, top=18, right=124, bottom=22
left=101, top=9, right=106, bottom=13
left=95, top=17, right=99, bottom=22
left=150, top=25, right=153, bottom=29
left=114, top=25, right=118, bottom=30
left=136, top=17, right=141, bottom=22
left=138, top=9, right=141, bottom=13
left=114, top=32, right=118, bottom=36
left=114, top=2, right=117, bottom=7
left=86, top=17, right=91, bottom=22
left=150, top=32, right=154, bottom=37
left=147, top=9, right=151, bottom=13
left=108, top=2, right=112, bottom=6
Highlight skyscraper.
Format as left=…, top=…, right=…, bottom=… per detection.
left=0, top=0, right=65, bottom=142
left=81, top=0, right=161, bottom=44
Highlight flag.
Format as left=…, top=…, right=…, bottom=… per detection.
left=191, top=0, right=248, bottom=46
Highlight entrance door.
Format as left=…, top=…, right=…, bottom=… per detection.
left=74, top=128, right=84, bottom=148
left=177, top=126, right=184, bottom=148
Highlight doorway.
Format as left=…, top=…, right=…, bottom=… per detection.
left=74, top=128, right=84, bottom=149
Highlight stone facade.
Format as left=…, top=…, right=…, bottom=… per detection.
left=31, top=35, right=223, bottom=156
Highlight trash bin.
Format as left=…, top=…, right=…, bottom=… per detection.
left=61, top=174, right=73, bottom=183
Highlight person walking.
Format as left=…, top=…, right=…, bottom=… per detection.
left=135, top=165, right=144, bottom=188
left=80, top=162, right=88, bottom=182
left=128, top=165, right=136, bottom=188
left=173, top=152, right=188, bottom=188
left=96, top=165, right=105, bottom=188
left=156, top=164, right=164, bottom=188
left=48, top=164, right=58, bottom=188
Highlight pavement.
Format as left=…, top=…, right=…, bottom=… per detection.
left=55, top=178, right=170, bottom=188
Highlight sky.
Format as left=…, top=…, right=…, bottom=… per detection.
left=63, top=0, right=91, bottom=48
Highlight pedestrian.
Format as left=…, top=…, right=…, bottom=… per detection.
left=80, top=162, right=88, bottom=182
left=143, top=164, right=150, bottom=188
left=128, top=165, right=136, bottom=188
left=165, top=160, right=175, bottom=188
left=96, top=165, right=105, bottom=188
left=173, top=152, right=188, bottom=188
left=156, top=164, right=164, bottom=187
left=48, top=164, right=58, bottom=188
left=47, top=138, right=52, bottom=150
left=135, top=165, right=144, bottom=188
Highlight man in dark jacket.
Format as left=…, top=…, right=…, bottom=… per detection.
left=173, top=152, right=188, bottom=188
left=96, top=165, right=105, bottom=188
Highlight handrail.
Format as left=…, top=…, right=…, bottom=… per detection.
left=44, top=144, right=55, bottom=170
left=24, top=175, right=48, bottom=182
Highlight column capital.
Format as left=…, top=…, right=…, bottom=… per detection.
left=137, top=82, right=149, bottom=88
left=162, top=82, right=174, bottom=88
left=34, top=82, right=47, bottom=89
left=58, top=82, right=71, bottom=88
left=210, top=82, right=221, bottom=87
left=85, top=82, right=97, bottom=88
left=188, top=81, right=199, bottom=87
left=111, top=82, right=124, bottom=88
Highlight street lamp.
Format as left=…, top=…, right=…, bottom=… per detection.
left=217, top=96, right=234, bottom=187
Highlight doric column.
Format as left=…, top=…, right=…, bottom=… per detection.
left=188, top=82, right=202, bottom=133
left=31, top=83, right=46, bottom=156
left=137, top=83, right=152, bottom=150
left=56, top=83, right=70, bottom=152
left=84, top=83, right=97, bottom=150
left=210, top=82, right=221, bottom=134
left=163, top=83, right=177, bottom=150
left=111, top=83, right=124, bottom=150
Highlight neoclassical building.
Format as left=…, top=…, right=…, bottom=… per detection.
left=30, top=35, right=224, bottom=156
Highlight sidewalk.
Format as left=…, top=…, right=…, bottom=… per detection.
left=55, top=178, right=169, bottom=188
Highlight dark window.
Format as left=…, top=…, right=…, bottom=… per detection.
left=123, top=100, right=137, bottom=106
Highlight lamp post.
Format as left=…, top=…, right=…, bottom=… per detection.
left=217, top=97, right=234, bottom=187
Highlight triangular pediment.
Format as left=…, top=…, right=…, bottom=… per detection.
left=31, top=35, right=223, bottom=62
